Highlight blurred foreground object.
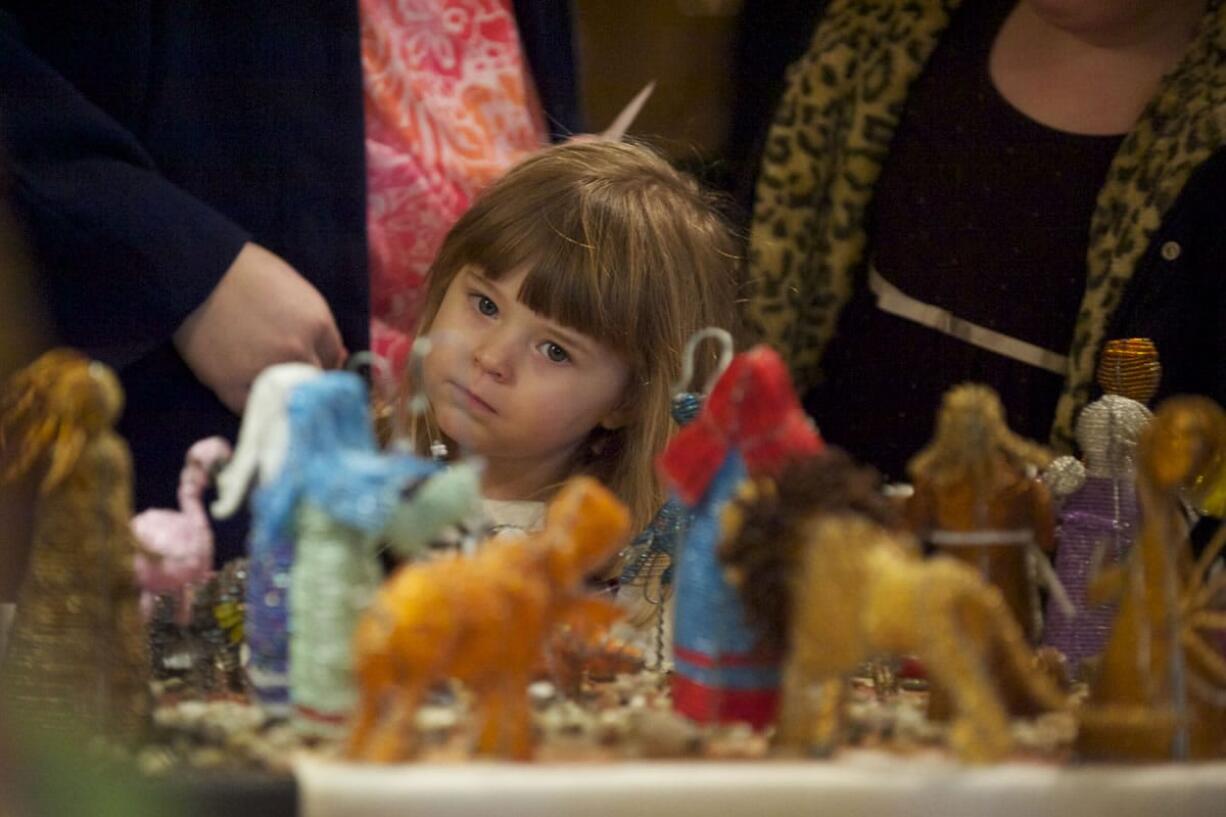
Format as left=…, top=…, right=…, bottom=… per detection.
left=1077, top=396, right=1226, bottom=759
left=0, top=349, right=150, bottom=741
left=0, top=197, right=49, bottom=604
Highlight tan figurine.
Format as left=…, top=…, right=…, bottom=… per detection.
left=721, top=452, right=1068, bottom=764
left=0, top=349, right=150, bottom=741
left=1077, top=396, right=1226, bottom=760
left=907, top=385, right=1055, bottom=641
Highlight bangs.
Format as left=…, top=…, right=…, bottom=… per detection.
left=451, top=185, right=645, bottom=358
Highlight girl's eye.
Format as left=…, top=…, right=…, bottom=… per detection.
left=540, top=341, right=570, bottom=364
left=471, top=293, right=498, bottom=317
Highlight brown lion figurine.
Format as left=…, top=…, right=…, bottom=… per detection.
left=721, top=451, right=1067, bottom=763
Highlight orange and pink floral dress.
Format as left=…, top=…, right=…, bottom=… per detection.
left=361, top=0, right=547, bottom=376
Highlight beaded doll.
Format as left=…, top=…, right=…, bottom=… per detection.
left=0, top=350, right=149, bottom=740
left=1041, top=340, right=1159, bottom=670
left=267, top=371, right=479, bottom=735
left=212, top=362, right=322, bottom=715
left=657, top=343, right=823, bottom=729
left=616, top=330, right=713, bottom=670
left=907, top=384, right=1056, bottom=718
left=907, top=384, right=1055, bottom=641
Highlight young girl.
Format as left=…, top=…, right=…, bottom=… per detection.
left=405, top=140, right=739, bottom=539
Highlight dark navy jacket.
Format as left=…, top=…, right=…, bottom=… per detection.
left=0, top=2, right=580, bottom=563
left=0, top=3, right=371, bottom=560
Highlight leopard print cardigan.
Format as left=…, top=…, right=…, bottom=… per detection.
left=746, top=0, right=1226, bottom=451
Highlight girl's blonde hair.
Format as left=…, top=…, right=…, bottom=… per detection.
left=407, top=140, right=739, bottom=532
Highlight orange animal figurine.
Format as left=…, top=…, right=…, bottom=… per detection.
left=347, top=476, right=631, bottom=761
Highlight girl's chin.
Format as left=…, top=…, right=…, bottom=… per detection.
left=433, top=408, right=485, bottom=451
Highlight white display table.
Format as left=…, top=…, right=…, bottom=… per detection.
left=296, top=752, right=1226, bottom=817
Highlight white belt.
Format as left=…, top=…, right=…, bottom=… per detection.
left=928, top=528, right=1075, bottom=617
left=929, top=529, right=1033, bottom=546
left=868, top=266, right=1069, bottom=376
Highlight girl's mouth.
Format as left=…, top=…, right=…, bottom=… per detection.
left=450, top=381, right=497, bottom=415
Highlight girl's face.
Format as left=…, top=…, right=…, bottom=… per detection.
left=421, top=266, right=631, bottom=486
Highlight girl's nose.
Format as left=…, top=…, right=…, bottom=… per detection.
left=472, top=333, right=514, bottom=383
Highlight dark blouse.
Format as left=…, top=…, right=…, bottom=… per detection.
left=804, top=0, right=1124, bottom=481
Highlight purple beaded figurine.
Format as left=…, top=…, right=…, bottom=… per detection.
left=1042, top=394, right=1151, bottom=670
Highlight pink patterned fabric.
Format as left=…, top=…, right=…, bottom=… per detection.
left=362, top=0, right=547, bottom=379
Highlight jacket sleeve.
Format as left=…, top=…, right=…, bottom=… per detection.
left=0, top=14, right=249, bottom=367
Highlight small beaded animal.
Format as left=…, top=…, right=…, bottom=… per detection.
left=132, top=436, right=232, bottom=625
left=347, top=477, right=630, bottom=761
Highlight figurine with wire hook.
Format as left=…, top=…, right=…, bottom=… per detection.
left=657, top=338, right=824, bottom=728
left=617, top=328, right=733, bottom=669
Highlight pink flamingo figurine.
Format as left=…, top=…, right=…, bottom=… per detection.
left=132, top=436, right=232, bottom=624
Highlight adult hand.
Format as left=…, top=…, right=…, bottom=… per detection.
left=173, top=242, right=347, bottom=413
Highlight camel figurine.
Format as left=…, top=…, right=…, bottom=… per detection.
left=347, top=476, right=631, bottom=762
left=721, top=452, right=1069, bottom=763
left=132, top=436, right=232, bottom=625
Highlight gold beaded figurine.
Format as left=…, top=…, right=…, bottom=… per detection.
left=1076, top=396, right=1226, bottom=760
left=0, top=349, right=150, bottom=741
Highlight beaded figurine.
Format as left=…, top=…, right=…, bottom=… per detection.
left=721, top=453, right=1068, bottom=763
left=1041, top=341, right=1159, bottom=671
left=0, top=350, right=149, bottom=741
left=616, top=357, right=706, bottom=669
left=907, top=385, right=1055, bottom=640
left=347, top=476, right=631, bottom=761
left=907, top=385, right=1056, bottom=716
left=212, top=362, right=322, bottom=715
left=657, top=343, right=823, bottom=729
left=132, top=436, right=232, bottom=625
left=267, top=371, right=479, bottom=736
left=1077, top=396, right=1226, bottom=760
